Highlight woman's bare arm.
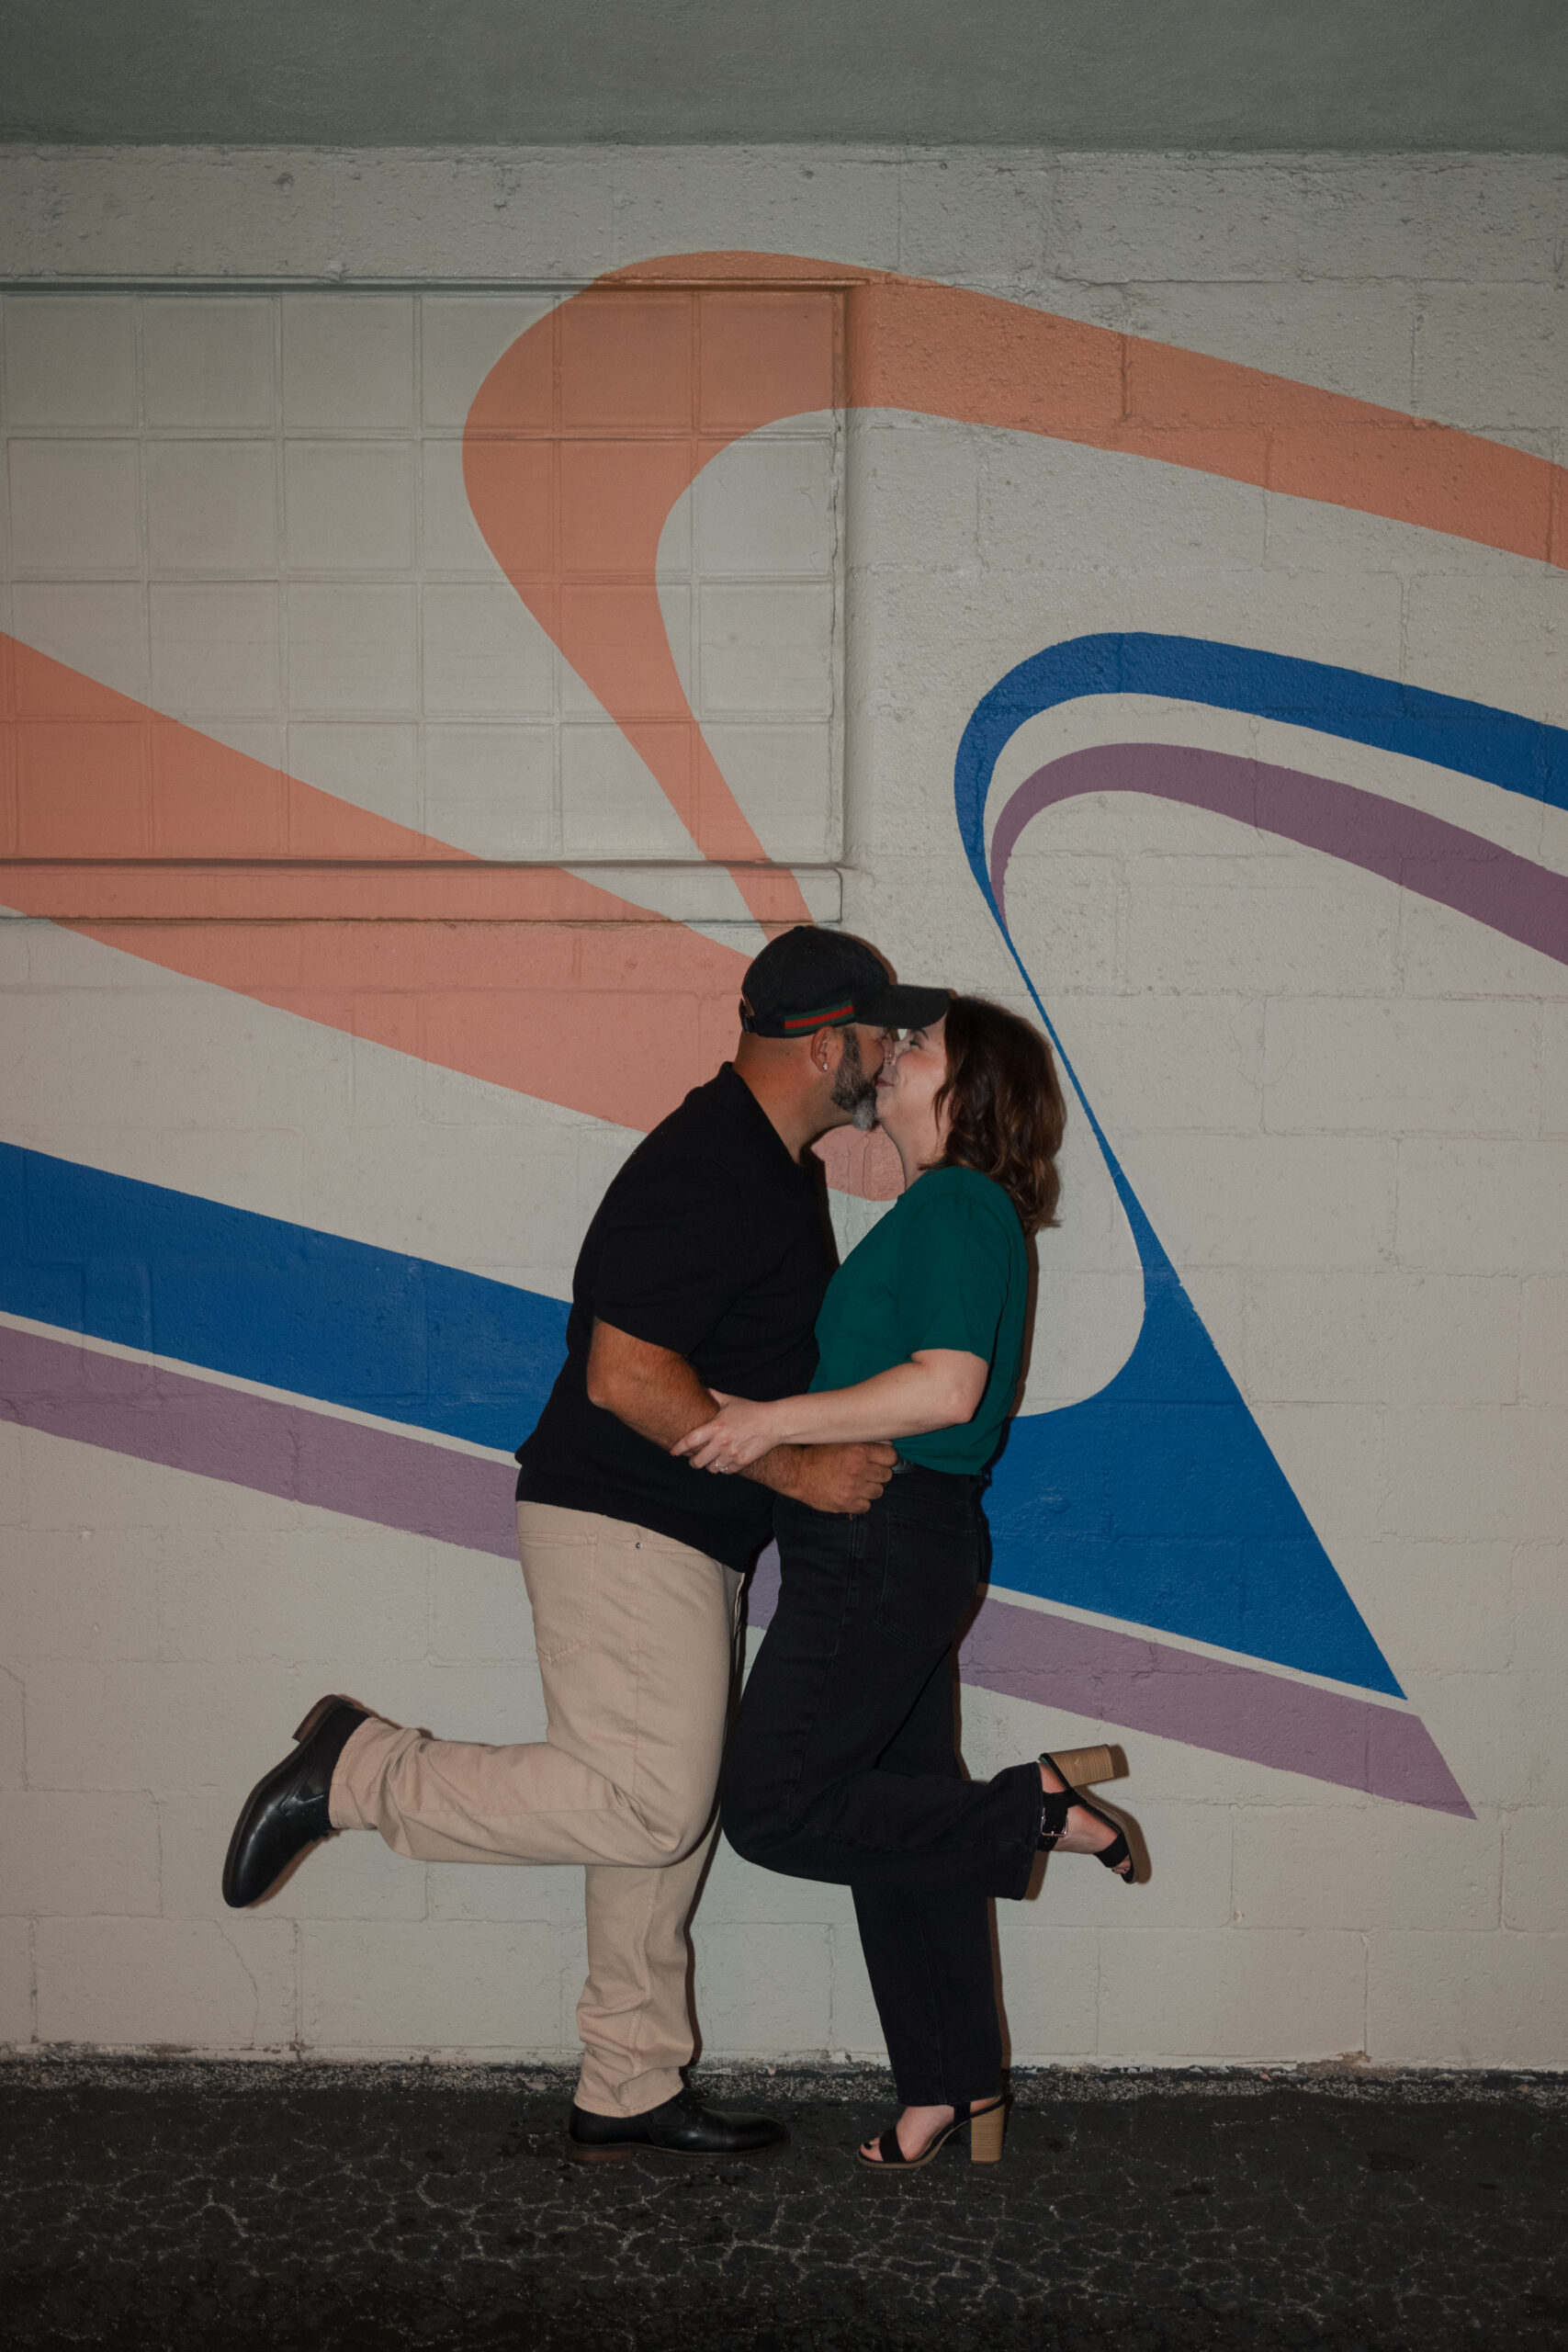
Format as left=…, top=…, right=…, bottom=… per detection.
left=671, top=1349, right=988, bottom=1472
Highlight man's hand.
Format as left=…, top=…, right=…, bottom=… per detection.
left=753, top=1441, right=897, bottom=1516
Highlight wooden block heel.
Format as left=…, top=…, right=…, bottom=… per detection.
left=857, top=2096, right=1010, bottom=2171
left=1046, top=1744, right=1120, bottom=1789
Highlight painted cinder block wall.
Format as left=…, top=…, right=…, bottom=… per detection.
left=1, top=148, right=1565, bottom=2066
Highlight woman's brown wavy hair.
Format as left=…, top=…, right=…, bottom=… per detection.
left=926, top=994, right=1066, bottom=1237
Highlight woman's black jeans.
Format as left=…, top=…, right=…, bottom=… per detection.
left=721, top=1464, right=1041, bottom=2109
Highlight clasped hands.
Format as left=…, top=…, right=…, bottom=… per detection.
left=671, top=1394, right=782, bottom=1475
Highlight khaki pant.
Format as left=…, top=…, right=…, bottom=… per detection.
left=330, top=1500, right=743, bottom=2116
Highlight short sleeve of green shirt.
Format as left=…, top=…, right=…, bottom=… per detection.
left=892, top=1170, right=1019, bottom=1365
left=809, top=1164, right=1029, bottom=1474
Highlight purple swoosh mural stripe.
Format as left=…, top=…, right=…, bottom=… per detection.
left=3, top=1320, right=1468, bottom=1814
left=746, top=1544, right=1470, bottom=1816
left=990, top=742, right=1568, bottom=967
left=0, top=1323, right=517, bottom=1560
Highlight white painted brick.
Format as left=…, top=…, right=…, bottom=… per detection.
left=284, top=441, right=416, bottom=573
left=36, top=1915, right=297, bottom=2049
left=1396, top=1141, right=1568, bottom=1274
left=1017, top=1265, right=1145, bottom=1413
left=286, top=582, right=417, bottom=717
left=558, top=724, right=700, bottom=859
left=1512, top=1547, right=1568, bottom=1677
left=1120, top=280, right=1416, bottom=412
left=1294, top=159, right=1568, bottom=282
left=693, top=435, right=838, bottom=578
left=1416, top=286, right=1568, bottom=435
left=1232, top=1804, right=1498, bottom=1933
left=286, top=720, right=422, bottom=831
left=612, top=151, right=900, bottom=274
left=9, top=582, right=150, bottom=701
left=1382, top=1407, right=1568, bottom=1545
left=420, top=297, right=558, bottom=429
left=1132, top=1134, right=1396, bottom=1269
left=700, top=582, right=835, bottom=718
left=1055, top=996, right=1265, bottom=1136
left=1122, top=858, right=1401, bottom=998
left=1395, top=895, right=1568, bottom=1004
left=3, top=988, right=347, bottom=1152
left=6, top=439, right=141, bottom=575
left=142, top=298, right=277, bottom=429
left=149, top=582, right=280, bottom=716
left=825, top=1922, right=888, bottom=2061
left=0, top=1792, right=160, bottom=1917
left=18, top=152, right=342, bottom=280
left=1503, top=1808, right=1568, bottom=1934
left=1242, top=1271, right=1519, bottom=1406
left=1331, top=1540, right=1514, bottom=1676
left=281, top=295, right=415, bottom=432
left=23, top=1662, right=304, bottom=1792
left=0, top=1668, right=25, bottom=1789
left=337, top=155, right=614, bottom=281
left=700, top=722, right=836, bottom=863
left=5, top=1527, right=162, bottom=1662
left=696, top=1837, right=856, bottom=1930
left=1521, top=1277, right=1568, bottom=1407
left=995, top=854, right=1122, bottom=997
left=1367, top=1929, right=1568, bottom=2067
left=420, top=438, right=502, bottom=574
left=1264, top=998, right=1539, bottom=1139
left=3, top=296, right=137, bottom=426
left=1411, top=1668, right=1568, bottom=1810
left=1038, top=1797, right=1232, bottom=1931
left=424, top=1860, right=581, bottom=1928
left=144, top=439, right=278, bottom=575
left=1252, top=1400, right=1388, bottom=1546
left=1542, top=1004, right=1568, bottom=1138
left=693, top=1922, right=830, bottom=2055
left=423, top=723, right=557, bottom=858
left=426, top=1550, right=536, bottom=1668
left=897, top=157, right=1049, bottom=289
left=990, top=1920, right=1101, bottom=2061
left=154, top=1527, right=431, bottom=1666
left=1054, top=161, right=1310, bottom=283
left=422, top=583, right=554, bottom=718
left=847, top=418, right=983, bottom=571
left=158, top=1787, right=427, bottom=1923
left=1098, top=1928, right=1365, bottom=2062
left=1404, top=571, right=1568, bottom=731
left=300, top=1919, right=567, bottom=2051
left=979, top=437, right=1268, bottom=575
left=0, top=1919, right=30, bottom=2044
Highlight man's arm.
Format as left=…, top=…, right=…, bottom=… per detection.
left=585, top=1320, right=895, bottom=1516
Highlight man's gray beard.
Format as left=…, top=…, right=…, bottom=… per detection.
left=830, top=1033, right=879, bottom=1131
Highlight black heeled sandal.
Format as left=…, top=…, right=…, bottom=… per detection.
left=856, top=2095, right=1009, bottom=2171
left=1038, top=1746, right=1135, bottom=1883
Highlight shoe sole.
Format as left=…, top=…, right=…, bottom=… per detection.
left=563, top=2138, right=787, bottom=2165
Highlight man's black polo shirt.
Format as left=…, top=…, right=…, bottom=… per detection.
left=515, top=1064, right=834, bottom=1568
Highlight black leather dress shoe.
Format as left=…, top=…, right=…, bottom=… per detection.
left=566, top=2084, right=788, bottom=2165
left=221, top=1696, right=368, bottom=1908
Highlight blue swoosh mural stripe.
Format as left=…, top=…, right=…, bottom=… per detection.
left=955, top=634, right=1568, bottom=912
left=953, top=639, right=1568, bottom=1703
left=0, top=1140, right=569, bottom=1455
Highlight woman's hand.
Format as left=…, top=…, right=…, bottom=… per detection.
left=671, top=1395, right=789, bottom=1474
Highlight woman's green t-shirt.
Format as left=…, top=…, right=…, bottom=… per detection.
left=808, top=1165, right=1027, bottom=1475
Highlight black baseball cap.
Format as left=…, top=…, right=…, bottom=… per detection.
left=739, top=927, right=949, bottom=1039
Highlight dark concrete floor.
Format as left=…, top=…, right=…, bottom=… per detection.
left=4, top=2060, right=1568, bottom=2351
